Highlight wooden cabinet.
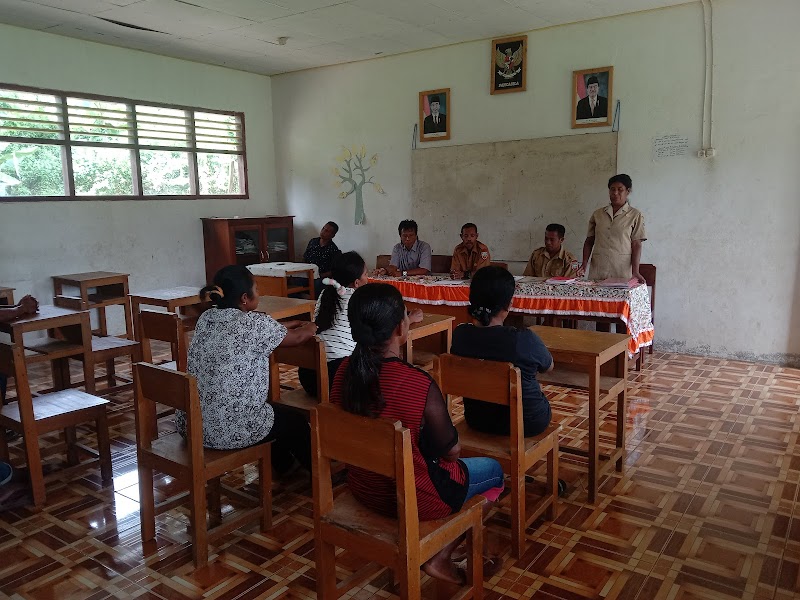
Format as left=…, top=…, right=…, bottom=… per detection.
left=201, top=216, right=295, bottom=283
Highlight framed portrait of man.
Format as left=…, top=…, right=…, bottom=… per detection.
left=419, top=88, right=451, bottom=142
left=572, top=66, right=613, bottom=129
left=491, top=35, right=526, bottom=95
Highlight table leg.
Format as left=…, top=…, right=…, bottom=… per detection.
left=122, top=281, right=133, bottom=340
left=131, top=298, right=142, bottom=342
left=615, top=350, right=628, bottom=472
left=588, top=362, right=600, bottom=504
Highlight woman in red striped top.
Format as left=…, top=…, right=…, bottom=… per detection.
left=331, top=283, right=504, bottom=585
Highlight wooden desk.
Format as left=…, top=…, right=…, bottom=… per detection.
left=52, top=272, right=133, bottom=339
left=0, top=286, right=15, bottom=305
left=129, top=287, right=203, bottom=341
left=530, top=325, right=630, bottom=503
left=0, top=305, right=95, bottom=394
left=255, top=296, right=315, bottom=321
left=405, top=313, right=454, bottom=366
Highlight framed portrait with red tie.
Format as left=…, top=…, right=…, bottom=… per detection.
left=572, top=66, right=614, bottom=129
left=419, top=88, right=450, bottom=142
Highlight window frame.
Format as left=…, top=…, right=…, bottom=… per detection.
left=0, top=82, right=249, bottom=202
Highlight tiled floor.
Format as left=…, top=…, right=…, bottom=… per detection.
left=1, top=351, right=799, bottom=599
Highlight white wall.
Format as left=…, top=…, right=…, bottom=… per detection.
left=0, top=24, right=277, bottom=333
left=272, top=0, right=800, bottom=366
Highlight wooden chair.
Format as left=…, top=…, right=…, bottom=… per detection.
left=52, top=295, right=141, bottom=394
left=133, top=363, right=272, bottom=567
left=636, top=264, right=656, bottom=370
left=489, top=261, right=508, bottom=270
left=432, top=354, right=560, bottom=558
left=376, top=254, right=391, bottom=270
left=269, top=335, right=329, bottom=413
left=139, top=310, right=188, bottom=371
left=0, top=343, right=111, bottom=509
left=311, top=403, right=485, bottom=599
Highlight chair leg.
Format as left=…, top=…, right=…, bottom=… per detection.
left=511, top=462, right=525, bottom=558
left=316, top=539, right=338, bottom=599
left=468, top=512, right=484, bottom=599
left=0, top=427, right=9, bottom=461
left=64, top=426, right=79, bottom=466
left=260, top=444, right=273, bottom=531
left=398, top=558, right=421, bottom=600
left=22, top=432, right=46, bottom=509
left=208, top=477, right=222, bottom=527
left=546, top=440, right=558, bottom=520
left=106, top=358, right=116, bottom=388
left=190, top=478, right=209, bottom=567
left=139, top=464, right=157, bottom=542
left=96, top=411, right=112, bottom=483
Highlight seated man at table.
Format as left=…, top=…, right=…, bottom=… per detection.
left=377, top=219, right=432, bottom=277
left=523, top=223, right=578, bottom=278
left=303, top=221, right=341, bottom=296
left=450, top=222, right=491, bottom=279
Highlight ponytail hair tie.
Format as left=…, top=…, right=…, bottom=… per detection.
left=323, top=277, right=346, bottom=296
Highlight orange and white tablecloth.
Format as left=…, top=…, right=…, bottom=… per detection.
left=370, top=275, right=654, bottom=357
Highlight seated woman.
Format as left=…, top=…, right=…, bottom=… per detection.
left=299, top=251, right=422, bottom=396
left=331, top=283, right=503, bottom=584
left=451, top=266, right=554, bottom=438
left=175, top=265, right=318, bottom=475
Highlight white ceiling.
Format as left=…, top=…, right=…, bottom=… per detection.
left=0, top=0, right=693, bottom=76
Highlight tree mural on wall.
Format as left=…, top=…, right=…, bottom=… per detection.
left=333, top=145, right=385, bottom=225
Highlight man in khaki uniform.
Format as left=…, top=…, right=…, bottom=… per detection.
left=523, top=224, right=578, bottom=278
left=450, top=223, right=491, bottom=279
left=578, top=173, right=647, bottom=283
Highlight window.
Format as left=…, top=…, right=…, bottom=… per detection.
left=0, top=83, right=247, bottom=200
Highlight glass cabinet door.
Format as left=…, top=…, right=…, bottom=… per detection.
left=266, top=226, right=290, bottom=262
left=231, top=225, right=266, bottom=265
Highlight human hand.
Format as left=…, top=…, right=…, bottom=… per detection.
left=632, top=271, right=646, bottom=285
left=450, top=270, right=464, bottom=280
left=18, top=295, right=39, bottom=315
left=575, top=264, right=586, bottom=277
left=408, top=308, right=424, bottom=324
left=372, top=268, right=387, bottom=276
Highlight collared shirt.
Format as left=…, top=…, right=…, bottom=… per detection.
left=587, top=202, right=647, bottom=279
left=451, top=240, right=491, bottom=276
left=390, top=239, right=432, bottom=272
left=523, top=246, right=578, bottom=278
left=303, top=237, right=341, bottom=275
left=589, top=95, right=597, bottom=114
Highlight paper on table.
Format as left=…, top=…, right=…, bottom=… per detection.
left=433, top=278, right=468, bottom=285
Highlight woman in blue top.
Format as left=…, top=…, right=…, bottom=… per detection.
left=450, top=266, right=554, bottom=437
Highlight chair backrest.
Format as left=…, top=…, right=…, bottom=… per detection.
left=639, top=263, right=656, bottom=321
left=133, top=362, right=202, bottom=448
left=490, top=261, right=509, bottom=270
left=138, top=310, right=188, bottom=370
left=432, top=354, right=525, bottom=455
left=376, top=255, right=390, bottom=270
left=431, top=254, right=452, bottom=274
left=269, top=336, right=329, bottom=402
left=311, top=403, right=418, bottom=543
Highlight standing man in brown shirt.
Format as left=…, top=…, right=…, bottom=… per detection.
left=450, top=223, right=491, bottom=279
left=523, top=224, right=578, bottom=278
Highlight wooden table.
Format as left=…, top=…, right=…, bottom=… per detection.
left=0, top=286, right=15, bottom=305
left=249, top=263, right=318, bottom=300
left=129, top=286, right=203, bottom=341
left=0, top=305, right=95, bottom=394
left=255, top=296, right=315, bottom=321
left=530, top=325, right=630, bottom=503
left=52, top=272, right=133, bottom=339
left=405, top=313, right=454, bottom=366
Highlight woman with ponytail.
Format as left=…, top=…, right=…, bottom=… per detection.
left=175, top=264, right=318, bottom=474
left=330, top=283, right=503, bottom=584
left=451, top=265, right=554, bottom=437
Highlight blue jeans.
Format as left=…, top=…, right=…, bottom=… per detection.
left=461, top=457, right=504, bottom=501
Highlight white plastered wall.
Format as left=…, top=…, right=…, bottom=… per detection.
left=272, top=0, right=800, bottom=365
left=0, top=24, right=278, bottom=333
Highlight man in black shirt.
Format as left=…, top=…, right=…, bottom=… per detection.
left=303, top=221, right=341, bottom=297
